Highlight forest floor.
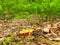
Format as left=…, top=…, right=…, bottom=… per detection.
left=0, top=18, right=60, bottom=45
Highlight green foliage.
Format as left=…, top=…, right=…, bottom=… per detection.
left=2, top=35, right=15, bottom=45
left=0, top=0, right=60, bottom=19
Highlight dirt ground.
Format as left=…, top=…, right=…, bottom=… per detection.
left=0, top=19, right=60, bottom=45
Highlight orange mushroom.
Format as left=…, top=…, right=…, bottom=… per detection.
left=19, top=29, right=34, bottom=35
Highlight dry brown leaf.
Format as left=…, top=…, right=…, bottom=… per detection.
left=43, top=28, right=50, bottom=33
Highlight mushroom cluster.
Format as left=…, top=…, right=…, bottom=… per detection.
left=19, top=29, right=34, bottom=35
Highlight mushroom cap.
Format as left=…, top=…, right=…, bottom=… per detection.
left=19, top=29, right=34, bottom=34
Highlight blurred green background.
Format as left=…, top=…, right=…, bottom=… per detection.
left=0, top=0, right=60, bottom=19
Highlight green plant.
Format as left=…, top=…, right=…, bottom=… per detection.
left=2, top=35, right=15, bottom=45
left=0, top=0, right=60, bottom=19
